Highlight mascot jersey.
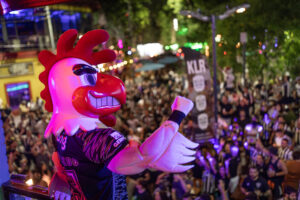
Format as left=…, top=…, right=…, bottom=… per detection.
left=53, top=128, right=128, bottom=200
left=38, top=28, right=198, bottom=200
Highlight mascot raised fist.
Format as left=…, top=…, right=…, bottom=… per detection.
left=38, top=29, right=198, bottom=200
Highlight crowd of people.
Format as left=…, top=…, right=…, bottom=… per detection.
left=118, top=68, right=300, bottom=200
left=1, top=64, right=300, bottom=200
left=1, top=99, right=53, bottom=187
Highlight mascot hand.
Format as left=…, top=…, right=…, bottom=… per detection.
left=171, top=96, right=194, bottom=116
left=139, top=121, right=198, bottom=173
left=139, top=121, right=180, bottom=163
left=148, top=131, right=198, bottom=172
left=139, top=96, right=197, bottom=173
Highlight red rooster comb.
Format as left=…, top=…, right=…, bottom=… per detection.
left=38, top=29, right=116, bottom=112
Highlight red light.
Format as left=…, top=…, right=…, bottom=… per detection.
left=176, top=53, right=180, bottom=57
left=259, top=50, right=263, bottom=54
left=223, top=51, right=227, bottom=55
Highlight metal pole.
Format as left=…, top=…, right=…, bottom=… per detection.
left=45, top=6, right=55, bottom=50
left=211, top=15, right=218, bottom=135
left=1, top=16, right=8, bottom=43
left=242, top=43, right=246, bottom=85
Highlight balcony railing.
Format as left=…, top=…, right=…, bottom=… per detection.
left=2, top=174, right=52, bottom=200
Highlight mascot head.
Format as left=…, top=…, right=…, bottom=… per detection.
left=39, top=29, right=126, bottom=138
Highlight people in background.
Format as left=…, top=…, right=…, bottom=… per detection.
left=2, top=69, right=299, bottom=200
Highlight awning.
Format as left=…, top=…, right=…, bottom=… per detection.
left=157, top=56, right=179, bottom=64
left=135, top=63, right=165, bottom=72
left=138, top=59, right=153, bottom=64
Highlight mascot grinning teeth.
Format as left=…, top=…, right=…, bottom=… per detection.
left=39, top=29, right=198, bottom=200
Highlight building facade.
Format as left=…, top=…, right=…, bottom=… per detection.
left=0, top=4, right=99, bottom=108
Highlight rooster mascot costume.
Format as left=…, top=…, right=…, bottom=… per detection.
left=38, top=29, right=198, bottom=200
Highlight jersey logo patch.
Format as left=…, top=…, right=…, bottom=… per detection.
left=57, top=134, right=67, bottom=151
left=110, top=131, right=125, bottom=147
left=60, top=156, right=79, bottom=167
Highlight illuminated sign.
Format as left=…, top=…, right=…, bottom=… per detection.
left=0, top=0, right=73, bottom=14
left=137, top=43, right=164, bottom=58
left=165, top=42, right=208, bottom=52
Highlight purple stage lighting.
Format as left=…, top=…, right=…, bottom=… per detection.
left=244, top=141, right=248, bottom=149
left=231, top=146, right=239, bottom=157
left=232, top=135, right=237, bottom=141
left=213, top=144, right=219, bottom=150
left=263, top=114, right=270, bottom=125
left=257, top=125, right=263, bottom=132
left=245, top=124, right=252, bottom=132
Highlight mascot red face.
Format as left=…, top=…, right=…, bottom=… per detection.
left=72, top=71, right=126, bottom=120
left=39, top=29, right=126, bottom=138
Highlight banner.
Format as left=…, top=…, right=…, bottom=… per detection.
left=182, top=47, right=214, bottom=143
left=0, top=0, right=74, bottom=14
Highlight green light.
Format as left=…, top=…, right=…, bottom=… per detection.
left=191, top=43, right=203, bottom=49
left=184, top=42, right=192, bottom=48
left=170, top=44, right=179, bottom=50
left=182, top=27, right=188, bottom=32
left=164, top=44, right=179, bottom=51
left=184, top=42, right=205, bottom=50
left=178, top=27, right=188, bottom=35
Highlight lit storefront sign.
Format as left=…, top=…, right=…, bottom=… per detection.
left=0, top=0, right=74, bottom=14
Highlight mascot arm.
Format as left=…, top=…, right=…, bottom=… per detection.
left=108, top=96, right=198, bottom=175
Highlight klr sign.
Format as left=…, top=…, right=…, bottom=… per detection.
left=192, top=75, right=205, bottom=92
left=187, top=59, right=206, bottom=75
left=195, top=95, right=207, bottom=112
left=182, top=47, right=214, bottom=143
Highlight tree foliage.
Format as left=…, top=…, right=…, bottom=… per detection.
left=97, top=0, right=300, bottom=78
